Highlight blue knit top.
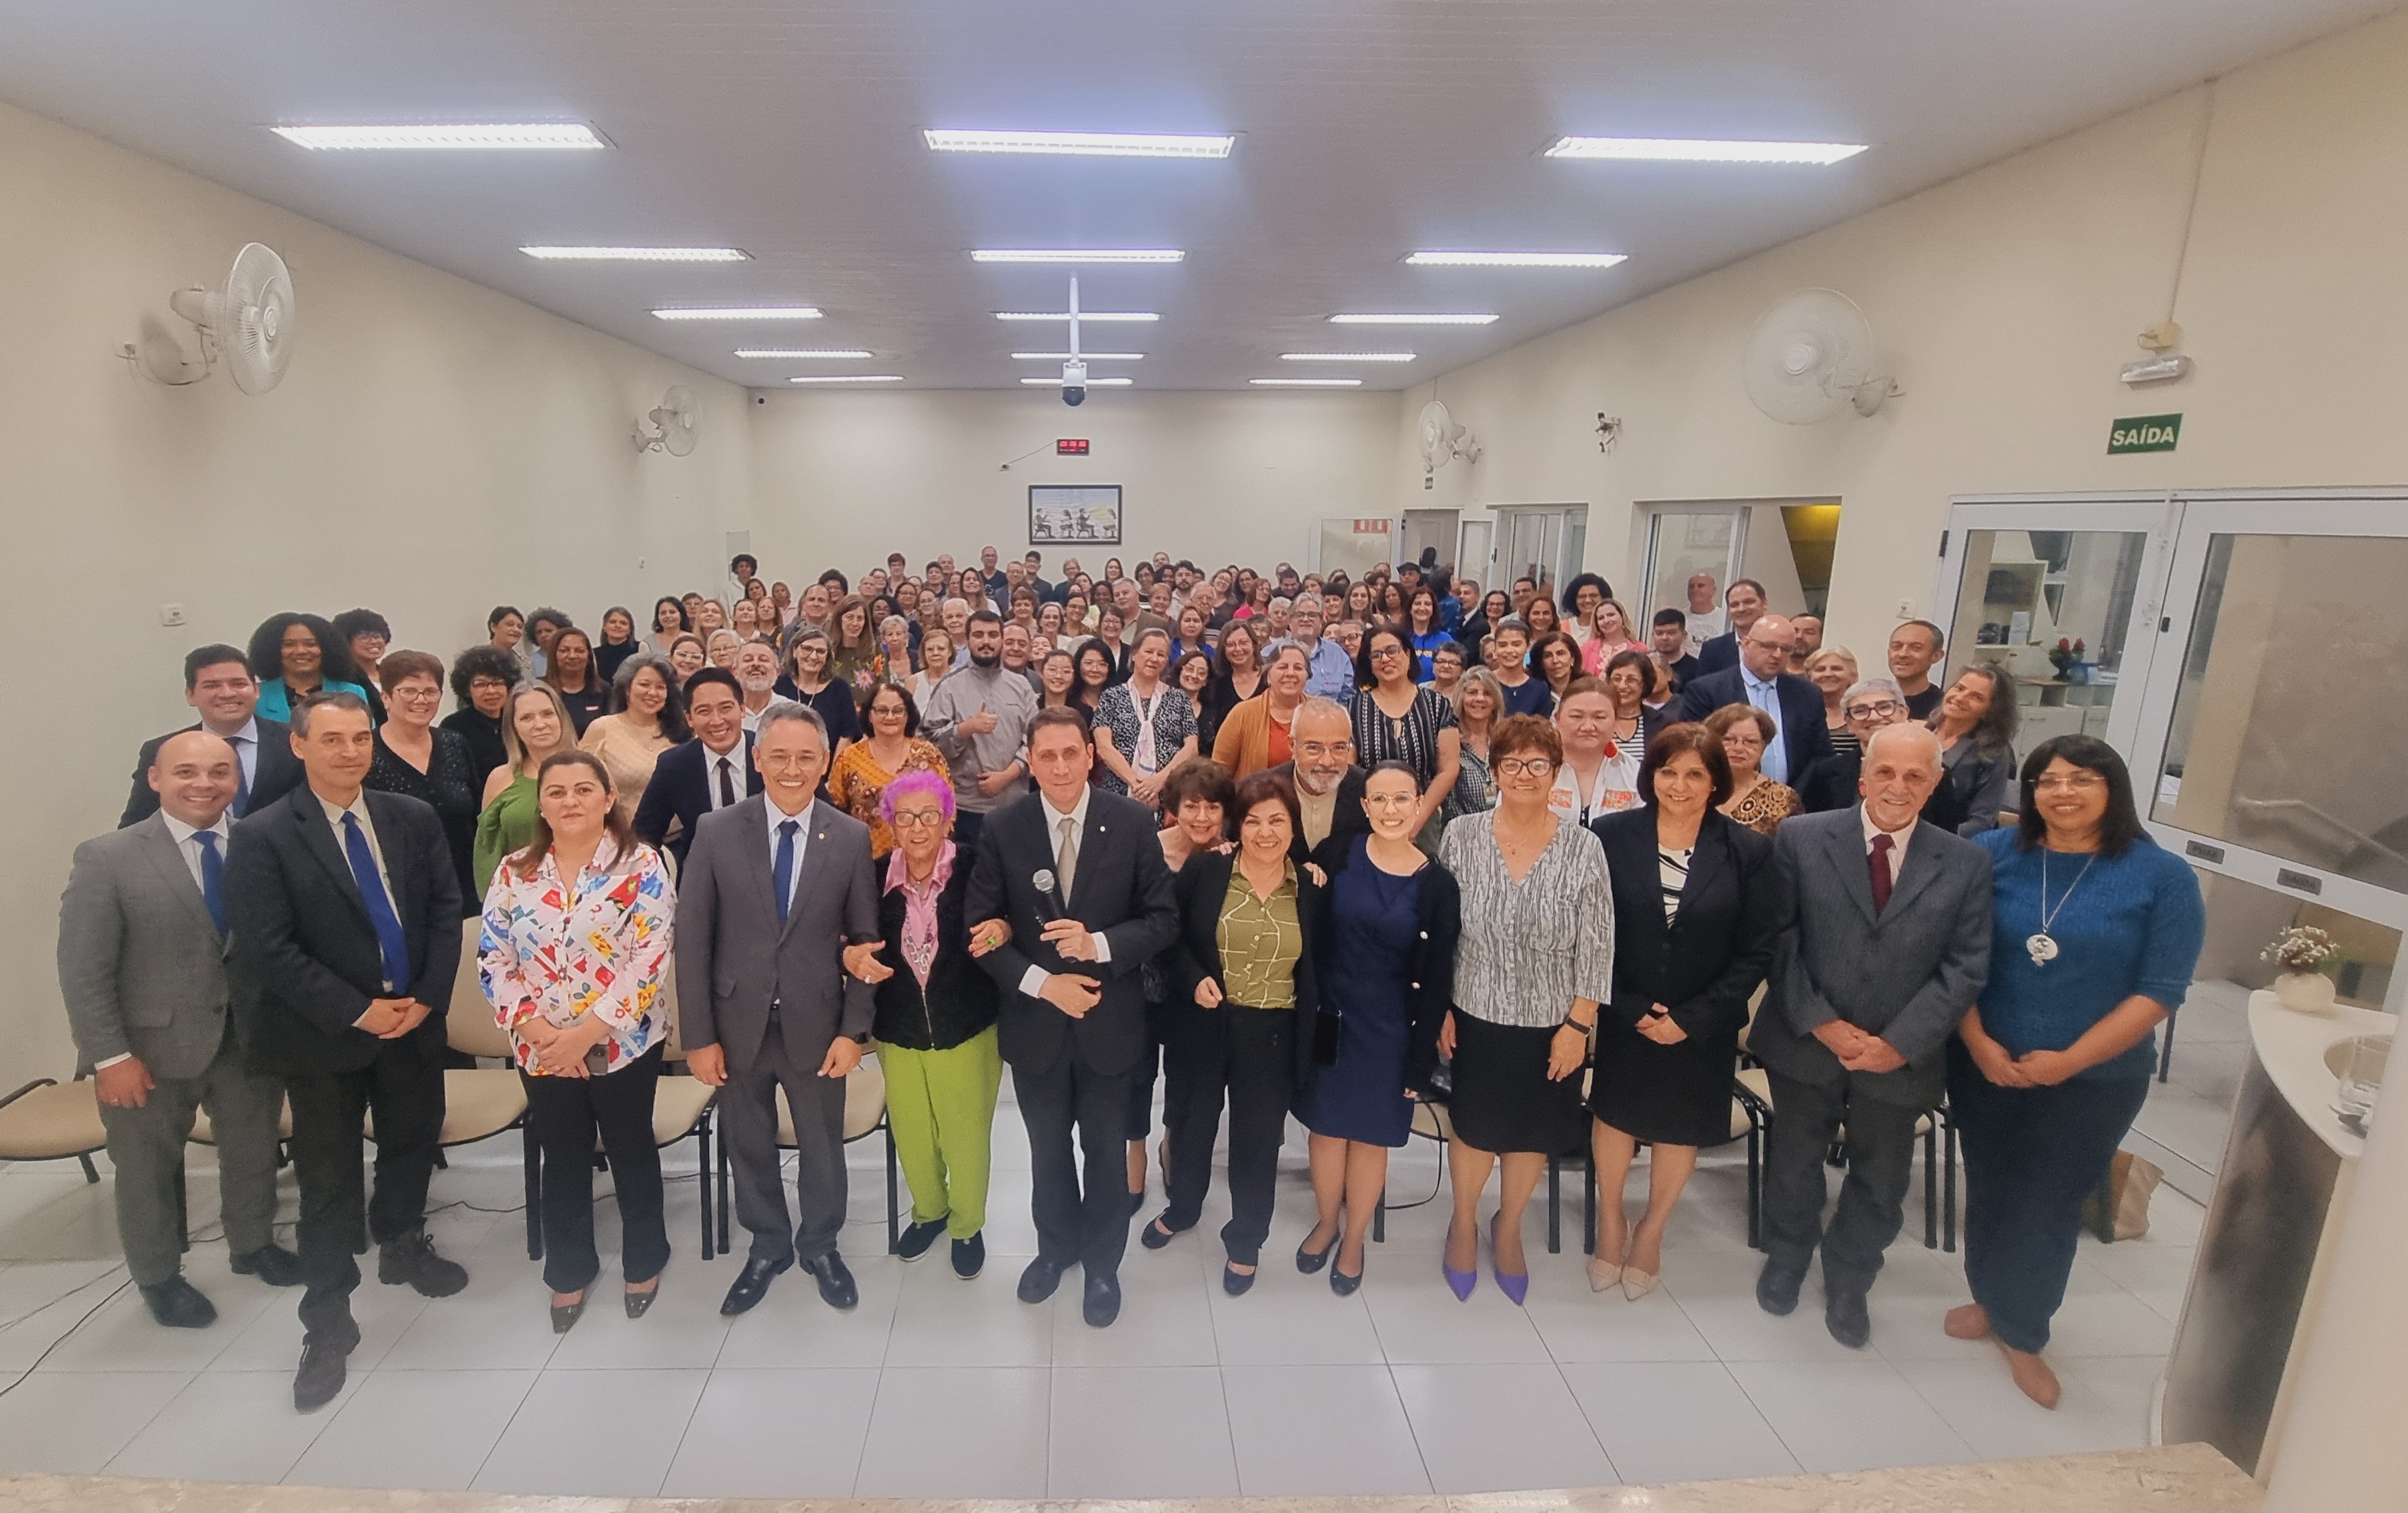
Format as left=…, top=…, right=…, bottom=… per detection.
left=1974, top=829, right=2206, bottom=1081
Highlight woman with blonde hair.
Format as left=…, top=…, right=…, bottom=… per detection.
left=1805, top=646, right=1863, bottom=759
left=474, top=681, right=576, bottom=891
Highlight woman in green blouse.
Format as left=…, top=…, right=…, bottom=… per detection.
left=1148, top=771, right=1325, bottom=1294
left=473, top=682, right=576, bottom=893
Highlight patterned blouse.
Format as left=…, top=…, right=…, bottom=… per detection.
left=479, top=836, right=676, bottom=1075
left=1438, top=810, right=1615, bottom=1029
left=1216, top=863, right=1303, bottom=1009
left=1351, top=686, right=1459, bottom=790
left=1093, top=680, right=1197, bottom=798
left=827, top=738, right=950, bottom=857
left=1724, top=779, right=1800, bottom=837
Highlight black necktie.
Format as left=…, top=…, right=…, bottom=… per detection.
left=231, top=736, right=251, bottom=815
left=718, top=756, right=736, bottom=807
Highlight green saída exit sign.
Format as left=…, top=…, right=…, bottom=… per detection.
left=2109, top=413, right=2182, bottom=454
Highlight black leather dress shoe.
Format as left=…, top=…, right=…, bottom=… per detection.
left=801, top=1249, right=858, bottom=1310
left=1756, top=1257, right=1806, bottom=1317
left=229, top=1243, right=304, bottom=1288
left=895, top=1216, right=949, bottom=1262
left=139, top=1276, right=217, bottom=1330
left=951, top=1232, right=986, bottom=1280
left=719, top=1255, right=792, bottom=1316
left=1082, top=1270, right=1122, bottom=1328
left=293, top=1338, right=351, bottom=1413
left=1825, top=1288, right=1872, bottom=1349
left=378, top=1229, right=468, bottom=1298
left=1017, top=1255, right=1065, bottom=1304
left=1221, top=1263, right=1257, bottom=1297
left=1139, top=1212, right=1183, bottom=1250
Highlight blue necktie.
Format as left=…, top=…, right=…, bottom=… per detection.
left=1749, top=679, right=1789, bottom=784
left=774, top=819, right=799, bottom=927
left=194, top=830, right=227, bottom=938
left=340, top=811, right=412, bottom=992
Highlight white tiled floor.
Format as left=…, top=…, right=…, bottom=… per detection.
left=0, top=1065, right=2210, bottom=1498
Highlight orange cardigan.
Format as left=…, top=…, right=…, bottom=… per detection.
left=1210, top=693, right=1295, bottom=779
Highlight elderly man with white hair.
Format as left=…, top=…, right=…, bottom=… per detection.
left=1748, top=720, right=1992, bottom=1352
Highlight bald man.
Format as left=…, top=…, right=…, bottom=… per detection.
left=59, top=730, right=301, bottom=1330
left=1675, top=613, right=1832, bottom=785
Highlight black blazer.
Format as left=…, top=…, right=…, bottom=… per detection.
left=1308, top=834, right=1461, bottom=1094
left=1265, top=762, right=1369, bottom=863
left=223, top=787, right=464, bottom=1075
left=632, top=734, right=762, bottom=869
left=1663, top=654, right=1703, bottom=694
left=121, top=718, right=304, bottom=828
left=872, top=861, right=1001, bottom=1051
left=966, top=788, right=1179, bottom=1077
left=1696, top=632, right=1739, bottom=674
left=1588, top=808, right=1776, bottom=1041
left=1163, top=849, right=1325, bottom=1086
left=1796, top=748, right=1970, bottom=834
left=1674, top=667, right=1834, bottom=783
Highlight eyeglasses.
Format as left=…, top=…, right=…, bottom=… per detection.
left=1370, top=644, right=1405, bottom=660
left=888, top=811, right=948, bottom=829
left=468, top=677, right=511, bottom=693
left=1844, top=700, right=1904, bottom=719
left=2032, top=773, right=2108, bottom=793
left=1295, top=741, right=1353, bottom=760
left=1495, top=757, right=1556, bottom=777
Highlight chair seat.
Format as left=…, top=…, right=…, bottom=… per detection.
left=1728, top=1097, right=1756, bottom=1142
left=770, top=1060, right=889, bottom=1147
left=1409, top=1101, right=1454, bottom=1143
left=649, top=1077, right=717, bottom=1147
left=0, top=1082, right=107, bottom=1161
left=189, top=1097, right=295, bottom=1145
left=368, top=1069, right=526, bottom=1147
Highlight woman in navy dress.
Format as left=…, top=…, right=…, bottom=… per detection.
left=1294, top=762, right=1462, bottom=1293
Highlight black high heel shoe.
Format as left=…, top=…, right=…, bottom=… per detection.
left=624, top=1280, right=660, bottom=1319
left=1296, top=1229, right=1340, bottom=1274
left=550, top=1292, right=587, bottom=1334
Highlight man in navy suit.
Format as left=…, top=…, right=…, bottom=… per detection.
left=1676, top=614, right=1832, bottom=789
left=1693, top=579, right=1768, bottom=676
left=122, top=645, right=305, bottom=827
left=633, top=668, right=760, bottom=869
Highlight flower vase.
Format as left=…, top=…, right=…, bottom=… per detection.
left=2273, top=971, right=2338, bottom=1014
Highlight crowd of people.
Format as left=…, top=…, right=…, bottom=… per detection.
left=59, top=541, right=2204, bottom=1419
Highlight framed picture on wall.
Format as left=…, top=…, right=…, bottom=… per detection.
left=1029, top=484, right=1123, bottom=546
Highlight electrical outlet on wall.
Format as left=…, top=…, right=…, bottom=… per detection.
left=159, top=603, right=186, bottom=627
left=1895, top=598, right=1916, bottom=618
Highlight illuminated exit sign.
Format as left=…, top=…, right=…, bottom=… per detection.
left=1057, top=438, right=1090, bottom=456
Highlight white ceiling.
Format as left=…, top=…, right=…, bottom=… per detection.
left=1, top=0, right=2387, bottom=392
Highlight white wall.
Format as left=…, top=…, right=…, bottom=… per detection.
left=0, top=101, right=751, bottom=1089
left=1395, top=7, right=2408, bottom=660
left=745, top=387, right=1398, bottom=581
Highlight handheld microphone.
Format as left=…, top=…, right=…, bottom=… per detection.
left=1031, top=869, right=1061, bottom=923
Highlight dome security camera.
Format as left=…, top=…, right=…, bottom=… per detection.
left=1061, top=358, right=1087, bottom=407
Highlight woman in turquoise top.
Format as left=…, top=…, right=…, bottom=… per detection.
left=1949, top=734, right=2205, bottom=1410
left=247, top=612, right=371, bottom=722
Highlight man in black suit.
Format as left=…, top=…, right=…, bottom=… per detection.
left=967, top=707, right=1179, bottom=1328
left=1797, top=678, right=1970, bottom=833
left=223, top=692, right=466, bottom=1413
left=122, top=644, right=305, bottom=827
left=1268, top=697, right=1369, bottom=859
left=632, top=667, right=760, bottom=869
left=1676, top=614, right=1832, bottom=789
left=1692, top=579, right=1768, bottom=676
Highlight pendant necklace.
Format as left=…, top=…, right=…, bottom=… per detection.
left=2028, top=849, right=2098, bottom=966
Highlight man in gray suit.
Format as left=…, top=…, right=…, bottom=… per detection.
left=57, top=730, right=302, bottom=1328
left=678, top=701, right=881, bottom=1317
left=1751, top=723, right=1991, bottom=1348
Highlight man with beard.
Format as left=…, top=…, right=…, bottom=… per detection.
left=732, top=641, right=783, bottom=733
left=921, top=610, right=1039, bottom=851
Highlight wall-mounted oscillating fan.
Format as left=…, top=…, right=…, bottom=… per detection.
left=1742, top=288, right=1896, bottom=425
left=133, top=242, right=297, bottom=392
left=634, top=385, right=698, bottom=456
left=1417, top=400, right=1480, bottom=476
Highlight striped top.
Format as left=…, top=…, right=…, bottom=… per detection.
left=1438, top=811, right=1615, bottom=1029
left=1658, top=845, right=1692, bottom=923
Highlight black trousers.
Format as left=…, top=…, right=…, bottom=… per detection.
left=1124, top=999, right=1194, bottom=1143
left=283, top=1040, right=446, bottom=1342
left=1760, top=1070, right=1925, bottom=1298
left=1015, top=1055, right=1133, bottom=1276
left=1948, top=1045, right=2151, bottom=1354
left=1163, top=1007, right=1295, bottom=1264
left=524, top=1044, right=670, bottom=1294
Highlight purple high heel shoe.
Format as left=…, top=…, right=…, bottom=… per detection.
left=1490, top=1215, right=1529, bottom=1306
left=1442, top=1222, right=1478, bottom=1301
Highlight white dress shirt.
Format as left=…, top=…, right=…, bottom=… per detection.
left=1861, top=803, right=1914, bottom=886
left=1019, top=786, right=1113, bottom=999
left=764, top=796, right=815, bottom=917
left=211, top=717, right=262, bottom=798
left=701, top=738, right=747, bottom=812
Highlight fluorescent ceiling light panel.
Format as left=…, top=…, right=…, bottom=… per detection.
left=971, top=248, right=1183, bottom=264
left=1406, top=251, right=1626, bottom=268
left=1251, top=378, right=1362, bottom=387
left=788, top=374, right=905, bottom=384
left=995, top=311, right=1159, bottom=322
left=1020, top=376, right=1134, bottom=386
left=1329, top=313, right=1498, bottom=326
left=1011, top=352, right=1145, bottom=361
left=1281, top=352, right=1415, bottom=362
left=926, top=129, right=1233, bottom=159
left=737, top=349, right=872, bottom=359
left=1545, top=136, right=1867, bottom=164
left=525, top=245, right=748, bottom=262
left=272, top=123, right=608, bottom=150
left=651, top=306, right=822, bottom=320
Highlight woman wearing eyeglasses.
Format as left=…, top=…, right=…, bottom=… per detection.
left=365, top=650, right=480, bottom=908
left=1349, top=624, right=1461, bottom=845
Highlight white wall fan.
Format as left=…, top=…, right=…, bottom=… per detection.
left=634, top=384, right=699, bottom=456
left=127, top=241, right=296, bottom=392
left=1417, top=399, right=1481, bottom=478
left=1742, top=288, right=1897, bottom=424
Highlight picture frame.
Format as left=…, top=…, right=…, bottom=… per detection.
left=1028, top=484, right=1123, bottom=546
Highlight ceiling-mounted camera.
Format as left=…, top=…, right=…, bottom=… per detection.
left=1061, top=358, right=1087, bottom=407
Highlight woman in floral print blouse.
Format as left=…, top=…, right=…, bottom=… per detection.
left=479, top=750, right=676, bottom=1334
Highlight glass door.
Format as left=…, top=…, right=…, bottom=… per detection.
left=1313, top=516, right=1393, bottom=581
left=1642, top=506, right=1747, bottom=642
left=1495, top=506, right=1588, bottom=602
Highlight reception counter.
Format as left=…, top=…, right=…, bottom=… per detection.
left=2160, top=991, right=2394, bottom=1478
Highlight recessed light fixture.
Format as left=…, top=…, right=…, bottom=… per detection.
left=1020, top=376, right=1135, bottom=386
left=1545, top=136, right=1868, bottom=164
left=525, top=246, right=748, bottom=262
left=1011, top=352, right=1145, bottom=361
left=971, top=249, right=1184, bottom=264
left=1405, top=251, right=1626, bottom=268
left=272, top=123, right=609, bottom=151
left=788, top=374, right=905, bottom=384
left=1251, top=378, right=1362, bottom=387
left=1281, top=352, right=1415, bottom=362
left=651, top=306, right=822, bottom=321
left=995, top=311, right=1160, bottom=323
left=1328, top=313, right=1498, bottom=326
left=737, top=349, right=872, bottom=359
left=926, top=129, right=1233, bottom=159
